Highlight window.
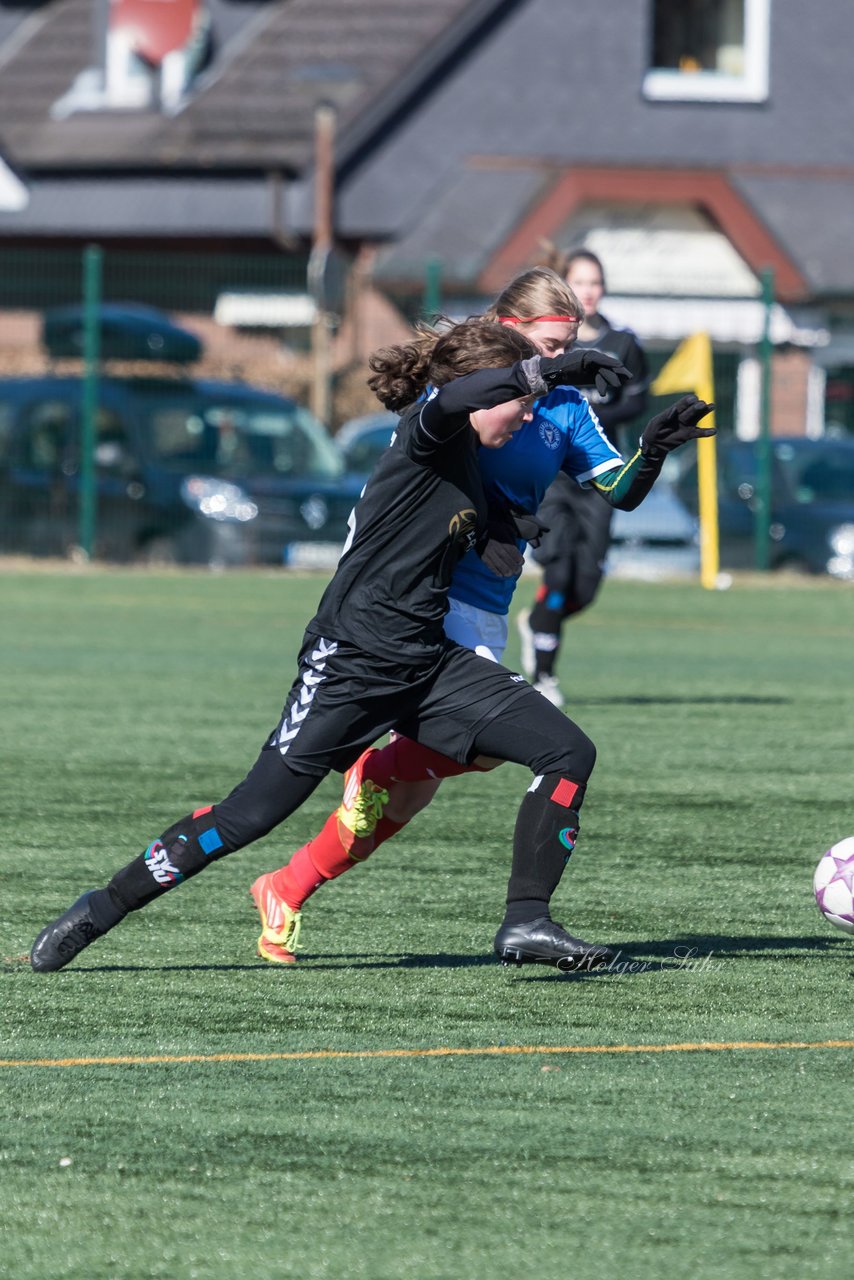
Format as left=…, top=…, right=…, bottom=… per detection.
left=148, top=400, right=344, bottom=481
left=644, top=0, right=770, bottom=103
left=13, top=400, right=74, bottom=471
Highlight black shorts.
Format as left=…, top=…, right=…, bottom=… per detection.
left=266, top=631, right=538, bottom=777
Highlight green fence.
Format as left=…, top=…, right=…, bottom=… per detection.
left=0, top=246, right=310, bottom=313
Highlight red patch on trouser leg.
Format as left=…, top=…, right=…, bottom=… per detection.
left=550, top=778, right=580, bottom=808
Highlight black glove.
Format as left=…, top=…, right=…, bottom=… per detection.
left=477, top=509, right=550, bottom=577
left=641, top=394, right=716, bottom=457
left=536, top=349, right=632, bottom=397
left=510, top=512, right=549, bottom=549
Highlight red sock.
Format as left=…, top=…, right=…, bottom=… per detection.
left=271, top=843, right=325, bottom=910
left=268, top=739, right=482, bottom=912
left=271, top=812, right=405, bottom=910
left=368, top=736, right=485, bottom=783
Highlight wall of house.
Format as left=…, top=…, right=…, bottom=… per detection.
left=770, top=348, right=812, bottom=436
left=334, top=0, right=854, bottom=240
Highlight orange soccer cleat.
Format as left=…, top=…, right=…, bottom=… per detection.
left=250, top=871, right=302, bottom=965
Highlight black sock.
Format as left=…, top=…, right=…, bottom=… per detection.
left=108, top=808, right=229, bottom=912
left=503, top=898, right=551, bottom=926
left=88, top=887, right=128, bottom=932
left=504, top=772, right=586, bottom=916
left=528, top=601, right=562, bottom=679
left=105, top=753, right=322, bottom=914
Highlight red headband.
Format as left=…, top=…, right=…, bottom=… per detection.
left=499, top=314, right=582, bottom=325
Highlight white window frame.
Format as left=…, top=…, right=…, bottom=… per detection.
left=643, top=0, right=771, bottom=103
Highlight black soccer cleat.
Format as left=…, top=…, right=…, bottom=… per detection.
left=31, top=891, right=110, bottom=972
left=494, top=916, right=616, bottom=971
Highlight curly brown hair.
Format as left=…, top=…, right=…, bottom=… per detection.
left=367, top=319, right=537, bottom=412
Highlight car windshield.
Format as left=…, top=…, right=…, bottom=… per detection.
left=773, top=442, right=854, bottom=504
left=341, top=425, right=396, bottom=474
left=146, top=399, right=344, bottom=480
left=715, top=440, right=854, bottom=505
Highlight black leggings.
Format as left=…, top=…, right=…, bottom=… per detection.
left=471, top=696, right=595, bottom=779
left=215, top=690, right=596, bottom=853
left=532, top=474, right=614, bottom=621
left=107, top=687, right=596, bottom=914
left=214, top=748, right=323, bottom=851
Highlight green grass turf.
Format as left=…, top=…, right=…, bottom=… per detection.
left=1, top=567, right=852, bottom=1279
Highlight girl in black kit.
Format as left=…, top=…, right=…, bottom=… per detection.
left=32, top=319, right=712, bottom=974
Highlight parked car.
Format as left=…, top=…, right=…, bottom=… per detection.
left=42, top=303, right=204, bottom=364
left=335, top=410, right=398, bottom=481
left=672, top=435, right=854, bottom=579
left=0, top=374, right=363, bottom=567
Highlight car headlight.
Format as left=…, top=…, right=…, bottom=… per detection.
left=299, top=494, right=329, bottom=530
left=180, top=476, right=258, bottom=523
left=828, top=523, right=854, bottom=557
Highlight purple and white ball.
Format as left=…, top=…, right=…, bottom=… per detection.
left=814, top=837, right=854, bottom=935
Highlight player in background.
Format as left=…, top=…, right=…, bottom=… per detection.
left=518, top=248, right=649, bottom=706
left=32, top=319, right=650, bottom=975
left=249, top=268, right=712, bottom=967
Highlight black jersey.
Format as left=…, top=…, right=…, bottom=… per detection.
left=307, top=363, right=533, bottom=662
left=573, top=315, right=648, bottom=447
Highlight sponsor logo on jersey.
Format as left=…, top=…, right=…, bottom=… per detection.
left=448, top=508, right=478, bottom=548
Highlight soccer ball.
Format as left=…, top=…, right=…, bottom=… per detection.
left=813, top=838, right=854, bottom=935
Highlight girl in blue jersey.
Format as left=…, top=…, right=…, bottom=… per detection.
left=250, top=268, right=712, bottom=966
left=444, top=269, right=622, bottom=654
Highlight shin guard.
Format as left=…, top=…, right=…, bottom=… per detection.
left=505, top=773, right=586, bottom=909
left=108, top=806, right=228, bottom=912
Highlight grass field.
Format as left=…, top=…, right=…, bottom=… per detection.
left=1, top=566, right=852, bottom=1279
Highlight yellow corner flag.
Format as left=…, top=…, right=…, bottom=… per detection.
left=651, top=332, right=719, bottom=590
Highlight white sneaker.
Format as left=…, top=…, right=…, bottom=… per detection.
left=533, top=675, right=565, bottom=708
left=516, top=608, right=535, bottom=678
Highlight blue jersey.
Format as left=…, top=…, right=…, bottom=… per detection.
left=449, top=386, right=622, bottom=615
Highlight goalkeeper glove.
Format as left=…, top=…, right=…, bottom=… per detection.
left=529, top=349, right=631, bottom=397
left=641, top=394, right=715, bottom=458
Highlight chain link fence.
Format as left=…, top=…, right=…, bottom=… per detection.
left=0, top=245, right=393, bottom=565
left=0, top=244, right=745, bottom=568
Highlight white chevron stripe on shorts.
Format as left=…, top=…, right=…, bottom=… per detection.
left=273, top=637, right=338, bottom=755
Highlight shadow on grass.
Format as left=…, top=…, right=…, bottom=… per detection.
left=7, top=933, right=845, bottom=978
left=514, top=932, right=851, bottom=984
left=570, top=694, right=792, bottom=707
left=20, top=953, right=497, bottom=975
left=619, top=932, right=846, bottom=958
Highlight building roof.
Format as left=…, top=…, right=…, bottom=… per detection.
left=1, top=0, right=853, bottom=305
left=373, top=160, right=849, bottom=305
left=731, top=172, right=854, bottom=299
left=0, top=0, right=507, bottom=172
